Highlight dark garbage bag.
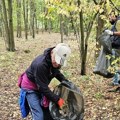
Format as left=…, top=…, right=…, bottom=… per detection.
left=98, top=31, right=112, bottom=54
left=93, top=47, right=114, bottom=78
left=49, top=80, right=84, bottom=120
left=94, top=31, right=120, bottom=78
left=42, top=107, right=54, bottom=120
left=113, top=49, right=120, bottom=57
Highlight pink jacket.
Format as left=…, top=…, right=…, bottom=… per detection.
left=18, top=73, right=38, bottom=90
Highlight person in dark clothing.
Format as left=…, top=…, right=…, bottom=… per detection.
left=18, top=43, right=71, bottom=120
left=105, top=10, right=120, bottom=47
left=105, top=10, right=120, bottom=91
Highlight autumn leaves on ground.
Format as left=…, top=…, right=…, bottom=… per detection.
left=0, top=32, right=120, bottom=120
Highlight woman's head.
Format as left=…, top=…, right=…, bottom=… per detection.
left=51, top=43, right=71, bottom=68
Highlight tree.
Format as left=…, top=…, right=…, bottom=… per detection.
left=30, top=0, right=36, bottom=38
left=2, top=0, right=15, bottom=51
left=16, top=0, right=22, bottom=38
left=23, top=0, right=28, bottom=39
left=60, top=14, right=64, bottom=42
left=44, top=0, right=98, bottom=75
left=0, top=2, right=4, bottom=37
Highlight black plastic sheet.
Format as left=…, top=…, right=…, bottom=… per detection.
left=49, top=81, right=84, bottom=120
left=93, top=47, right=114, bottom=78
left=98, top=32, right=112, bottom=54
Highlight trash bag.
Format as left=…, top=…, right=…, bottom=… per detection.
left=113, top=49, right=120, bottom=57
left=98, top=31, right=112, bottom=54
left=93, top=47, right=114, bottom=78
left=42, top=107, right=54, bottom=120
left=49, top=81, right=84, bottom=120
left=111, top=35, right=120, bottom=49
left=112, top=72, right=120, bottom=85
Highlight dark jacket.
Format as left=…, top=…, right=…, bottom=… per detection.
left=111, top=16, right=120, bottom=49
left=26, top=47, right=66, bottom=103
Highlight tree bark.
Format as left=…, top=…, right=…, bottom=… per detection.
left=95, top=13, right=104, bottom=57
left=2, top=0, right=15, bottom=51
left=2, top=0, right=10, bottom=49
left=30, top=0, right=35, bottom=38
left=79, top=9, right=85, bottom=75
left=60, top=14, right=64, bottom=43
left=8, top=0, right=15, bottom=51
left=23, top=0, right=28, bottom=39
left=16, top=0, right=22, bottom=38
left=0, top=2, right=3, bottom=37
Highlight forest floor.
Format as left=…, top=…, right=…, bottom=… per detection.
left=0, top=32, right=120, bottom=120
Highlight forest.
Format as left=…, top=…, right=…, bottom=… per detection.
left=0, top=0, right=120, bottom=119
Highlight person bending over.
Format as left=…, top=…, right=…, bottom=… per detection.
left=18, top=43, right=71, bottom=120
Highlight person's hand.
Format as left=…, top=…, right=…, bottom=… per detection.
left=105, top=29, right=113, bottom=35
left=57, top=98, right=64, bottom=109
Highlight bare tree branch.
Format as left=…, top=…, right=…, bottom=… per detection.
left=109, top=0, right=120, bottom=12
left=93, top=0, right=98, bottom=5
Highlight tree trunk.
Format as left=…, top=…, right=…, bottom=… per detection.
left=16, top=0, right=22, bottom=38
left=84, top=12, right=98, bottom=68
left=48, top=19, right=52, bottom=33
left=77, top=0, right=86, bottom=75
left=2, top=0, right=15, bottom=51
left=60, top=14, right=64, bottom=43
left=44, top=19, right=48, bottom=31
left=79, top=9, right=85, bottom=75
left=44, top=7, right=48, bottom=31
left=63, top=16, right=69, bottom=36
left=95, top=13, right=104, bottom=58
left=30, top=0, right=35, bottom=38
left=70, top=13, right=77, bottom=36
left=35, top=12, right=39, bottom=34
left=0, top=3, right=3, bottom=37
left=2, top=0, right=10, bottom=49
left=23, top=0, right=28, bottom=39
left=8, top=0, right=15, bottom=51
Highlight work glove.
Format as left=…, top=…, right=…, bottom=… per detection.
left=57, top=98, right=64, bottom=109
left=105, top=29, right=113, bottom=35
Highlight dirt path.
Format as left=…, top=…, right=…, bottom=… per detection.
left=0, top=32, right=120, bottom=120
